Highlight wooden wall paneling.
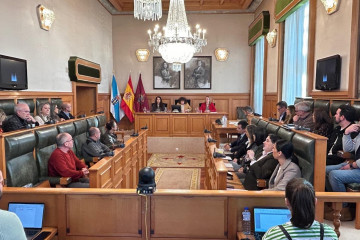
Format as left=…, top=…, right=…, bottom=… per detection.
left=150, top=196, right=228, bottom=238
left=113, top=150, right=124, bottom=189
left=98, top=93, right=110, bottom=121
left=131, top=140, right=138, bottom=188
left=188, top=115, right=206, bottom=136
left=349, top=0, right=360, bottom=98
left=135, top=115, right=152, bottom=135
left=154, top=115, right=170, bottom=136
left=123, top=146, right=132, bottom=188
left=277, top=22, right=285, bottom=100
left=306, top=0, right=317, bottom=97
left=172, top=115, right=188, bottom=136
left=66, top=194, right=142, bottom=237
left=263, top=93, right=278, bottom=118
left=230, top=97, right=251, bottom=120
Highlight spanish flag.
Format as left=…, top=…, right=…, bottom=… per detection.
left=120, top=75, right=135, bottom=122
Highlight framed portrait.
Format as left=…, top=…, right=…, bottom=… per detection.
left=153, top=57, right=180, bottom=89
left=184, top=56, right=211, bottom=89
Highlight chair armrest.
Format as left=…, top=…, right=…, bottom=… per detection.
left=60, top=177, right=72, bottom=185
left=257, top=179, right=267, bottom=188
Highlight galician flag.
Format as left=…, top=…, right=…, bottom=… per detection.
left=120, top=75, right=135, bottom=122
left=110, top=75, right=125, bottom=122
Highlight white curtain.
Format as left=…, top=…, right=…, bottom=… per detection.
left=282, top=1, right=309, bottom=103
left=254, top=36, right=264, bottom=115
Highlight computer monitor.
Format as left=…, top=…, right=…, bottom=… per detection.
left=171, top=105, right=181, bottom=112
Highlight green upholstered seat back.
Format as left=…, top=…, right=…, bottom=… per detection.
left=35, top=127, right=58, bottom=183
left=97, top=115, right=107, bottom=135
left=36, top=98, right=50, bottom=115
left=0, top=99, right=15, bottom=118
left=251, top=118, right=260, bottom=125
left=352, top=101, right=360, bottom=122
left=314, top=100, right=330, bottom=112
left=257, top=120, right=269, bottom=130
left=73, top=120, right=88, bottom=159
left=86, top=117, right=99, bottom=130
left=236, top=107, right=247, bottom=120
left=291, top=133, right=315, bottom=183
left=266, top=123, right=280, bottom=135
left=17, top=99, right=35, bottom=116
left=5, top=132, right=38, bottom=187
left=277, top=128, right=295, bottom=142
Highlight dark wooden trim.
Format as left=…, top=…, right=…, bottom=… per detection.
left=349, top=0, right=360, bottom=98
left=277, top=22, right=285, bottom=101
left=248, top=11, right=270, bottom=45
left=307, top=0, right=316, bottom=97
left=250, top=47, right=255, bottom=107
left=262, top=39, right=268, bottom=114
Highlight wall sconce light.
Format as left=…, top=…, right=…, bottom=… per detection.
left=214, top=48, right=229, bottom=62
left=37, top=4, right=55, bottom=31
left=320, top=0, right=340, bottom=15
left=136, top=49, right=150, bottom=62
left=266, top=29, right=277, bottom=48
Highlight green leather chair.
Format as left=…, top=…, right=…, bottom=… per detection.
left=266, top=123, right=280, bottom=135
left=292, top=133, right=315, bottom=184
left=97, top=115, right=107, bottom=135
left=86, top=117, right=99, bottom=131
left=330, top=100, right=350, bottom=117
left=0, top=99, right=15, bottom=118
left=36, top=98, right=50, bottom=115
left=257, top=119, right=269, bottom=130
left=277, top=128, right=295, bottom=142
left=251, top=118, right=260, bottom=125
left=5, top=132, right=38, bottom=187
left=35, top=127, right=70, bottom=186
left=314, top=100, right=330, bottom=113
left=73, top=120, right=88, bottom=159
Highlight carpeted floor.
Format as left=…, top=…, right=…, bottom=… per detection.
left=155, top=168, right=201, bottom=190
left=148, top=153, right=205, bottom=168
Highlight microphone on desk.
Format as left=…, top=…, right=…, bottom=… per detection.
left=96, top=107, right=105, bottom=114
left=131, top=131, right=139, bottom=137
left=213, top=148, right=225, bottom=158
left=76, top=111, right=86, bottom=118
left=204, top=129, right=212, bottom=133
left=141, top=124, right=148, bottom=130
left=207, top=138, right=217, bottom=143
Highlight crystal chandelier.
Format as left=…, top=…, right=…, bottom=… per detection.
left=134, top=0, right=162, bottom=21
left=147, top=0, right=207, bottom=71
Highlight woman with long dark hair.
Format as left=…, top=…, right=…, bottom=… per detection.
left=312, top=108, right=333, bottom=138
left=151, top=96, right=167, bottom=112
left=263, top=178, right=338, bottom=239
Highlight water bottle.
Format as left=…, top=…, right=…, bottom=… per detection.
left=222, top=115, right=227, bottom=127
left=242, top=207, right=251, bottom=235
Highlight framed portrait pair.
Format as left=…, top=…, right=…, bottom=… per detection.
left=153, top=56, right=212, bottom=89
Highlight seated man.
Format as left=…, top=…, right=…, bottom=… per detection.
left=48, top=133, right=89, bottom=188
left=58, top=103, right=75, bottom=120
left=2, top=103, right=39, bottom=132
left=82, top=127, right=114, bottom=164
left=223, top=120, right=248, bottom=156
left=326, top=105, right=356, bottom=165
left=276, top=101, right=287, bottom=122
left=100, top=120, right=124, bottom=149
left=293, top=101, right=314, bottom=130
left=199, top=96, right=216, bottom=113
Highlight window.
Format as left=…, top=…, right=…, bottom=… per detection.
left=282, top=1, right=309, bottom=104
left=254, top=36, right=265, bottom=115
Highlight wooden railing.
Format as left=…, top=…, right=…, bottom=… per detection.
left=1, top=187, right=358, bottom=239
left=89, top=129, right=148, bottom=188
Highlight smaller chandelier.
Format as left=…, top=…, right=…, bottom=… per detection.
left=147, top=0, right=207, bottom=71
left=134, top=0, right=162, bottom=21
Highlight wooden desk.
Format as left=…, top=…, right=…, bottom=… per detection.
left=40, top=227, right=57, bottom=240
left=134, top=112, right=227, bottom=137
left=211, top=120, right=238, bottom=147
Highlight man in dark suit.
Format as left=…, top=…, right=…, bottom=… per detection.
left=276, top=101, right=287, bottom=122
left=224, top=120, right=248, bottom=157
left=58, top=103, right=74, bottom=120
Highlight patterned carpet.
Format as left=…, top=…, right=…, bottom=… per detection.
left=155, top=168, right=201, bottom=190
left=147, top=153, right=205, bottom=168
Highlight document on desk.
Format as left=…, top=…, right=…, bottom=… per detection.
left=229, top=121, right=238, bottom=125
left=224, top=162, right=233, bottom=168
left=222, top=156, right=232, bottom=161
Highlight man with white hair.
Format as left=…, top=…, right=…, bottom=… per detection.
left=58, top=103, right=74, bottom=120
left=2, top=103, right=39, bottom=132
left=293, top=101, right=314, bottom=130
left=0, top=170, right=27, bottom=239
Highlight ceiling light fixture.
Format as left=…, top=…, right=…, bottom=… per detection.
left=134, top=0, right=162, bottom=21
left=147, top=0, right=207, bottom=71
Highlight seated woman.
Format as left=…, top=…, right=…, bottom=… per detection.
left=100, top=120, right=124, bottom=149
left=34, top=103, right=56, bottom=125
left=151, top=96, right=167, bottom=112
left=199, top=96, right=216, bottom=112
left=176, top=97, right=192, bottom=113
left=0, top=109, right=6, bottom=133
left=52, top=104, right=65, bottom=122
left=265, top=140, right=301, bottom=191
left=242, top=134, right=280, bottom=190
left=263, top=178, right=337, bottom=239
left=312, top=108, right=333, bottom=138
left=282, top=105, right=295, bottom=124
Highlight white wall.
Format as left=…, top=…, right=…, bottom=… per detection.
left=0, top=0, right=113, bottom=93
left=313, top=0, right=352, bottom=91
left=112, top=13, right=253, bottom=93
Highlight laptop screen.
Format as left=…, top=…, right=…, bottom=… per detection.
left=8, top=203, right=44, bottom=229
left=254, top=207, right=291, bottom=233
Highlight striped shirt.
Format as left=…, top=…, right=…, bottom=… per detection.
left=262, top=221, right=338, bottom=240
